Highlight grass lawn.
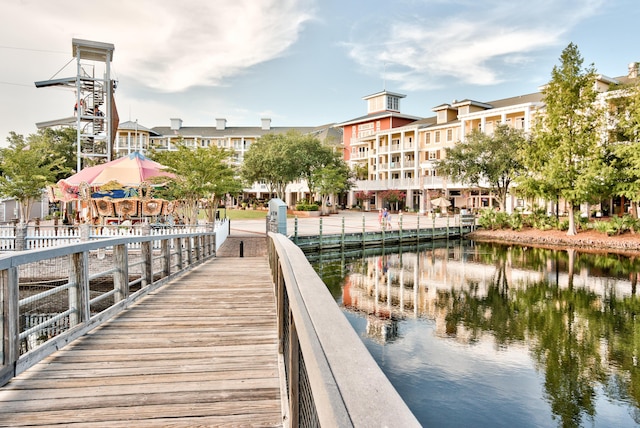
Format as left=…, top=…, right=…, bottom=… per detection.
left=217, top=208, right=268, bottom=220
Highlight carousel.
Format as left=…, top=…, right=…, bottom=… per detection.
left=50, top=152, right=177, bottom=225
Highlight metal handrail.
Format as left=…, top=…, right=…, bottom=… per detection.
left=268, top=232, right=420, bottom=427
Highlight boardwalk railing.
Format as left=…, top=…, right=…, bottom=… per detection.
left=268, top=232, right=421, bottom=427
left=0, top=230, right=217, bottom=387
left=0, top=220, right=229, bottom=251
left=290, top=213, right=475, bottom=252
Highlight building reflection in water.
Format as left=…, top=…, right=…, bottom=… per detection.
left=314, top=241, right=640, bottom=427
left=341, top=241, right=637, bottom=344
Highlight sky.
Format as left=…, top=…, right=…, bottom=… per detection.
left=1, top=0, right=639, bottom=144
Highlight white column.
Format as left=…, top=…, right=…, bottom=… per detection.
left=375, top=135, right=380, bottom=180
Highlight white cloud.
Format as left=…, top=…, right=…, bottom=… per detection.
left=345, top=0, right=604, bottom=90
left=1, top=0, right=314, bottom=92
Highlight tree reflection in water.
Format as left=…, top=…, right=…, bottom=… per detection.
left=310, top=241, right=640, bottom=427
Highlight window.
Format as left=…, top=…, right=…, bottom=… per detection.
left=425, top=132, right=431, bottom=144
left=387, top=96, right=399, bottom=111
left=435, top=131, right=441, bottom=143
left=447, top=129, right=453, bottom=141
left=428, top=150, right=440, bottom=160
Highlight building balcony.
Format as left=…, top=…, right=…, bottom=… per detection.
left=352, top=176, right=468, bottom=191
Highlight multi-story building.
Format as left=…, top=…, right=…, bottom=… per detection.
left=337, top=90, right=544, bottom=213
left=339, top=61, right=640, bottom=215
left=106, top=61, right=639, bottom=215
left=114, top=117, right=342, bottom=206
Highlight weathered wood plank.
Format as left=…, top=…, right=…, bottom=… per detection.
left=0, top=256, right=283, bottom=427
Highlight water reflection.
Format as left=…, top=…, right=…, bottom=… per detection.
left=310, top=241, right=640, bottom=427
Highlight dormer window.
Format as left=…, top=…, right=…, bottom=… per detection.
left=387, top=96, right=399, bottom=111
left=363, top=90, right=406, bottom=114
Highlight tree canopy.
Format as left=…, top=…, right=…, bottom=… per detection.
left=241, top=130, right=346, bottom=202
left=0, top=132, right=71, bottom=223
left=150, top=143, right=241, bottom=225
left=437, top=124, right=526, bottom=211
left=609, top=78, right=640, bottom=217
left=310, top=155, right=353, bottom=214
left=521, top=43, right=605, bottom=235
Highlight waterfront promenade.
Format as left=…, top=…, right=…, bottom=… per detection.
left=229, top=209, right=460, bottom=238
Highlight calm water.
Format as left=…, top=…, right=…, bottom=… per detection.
left=310, top=241, right=640, bottom=427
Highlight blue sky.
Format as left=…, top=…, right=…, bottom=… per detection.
left=1, top=0, right=639, bottom=143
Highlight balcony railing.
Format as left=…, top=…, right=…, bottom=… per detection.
left=352, top=177, right=467, bottom=190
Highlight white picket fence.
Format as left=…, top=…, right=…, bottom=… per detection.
left=0, top=220, right=228, bottom=251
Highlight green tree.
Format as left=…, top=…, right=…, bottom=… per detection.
left=241, top=130, right=336, bottom=201
left=150, top=144, right=241, bottom=225
left=311, top=158, right=353, bottom=214
left=522, top=43, right=606, bottom=235
left=241, top=132, right=298, bottom=200
left=353, top=163, right=368, bottom=180
left=610, top=78, right=640, bottom=217
left=293, top=136, right=336, bottom=199
left=0, top=133, right=70, bottom=223
left=437, top=124, right=526, bottom=211
left=33, top=128, right=78, bottom=178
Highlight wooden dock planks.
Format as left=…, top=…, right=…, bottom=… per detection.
left=0, top=256, right=283, bottom=427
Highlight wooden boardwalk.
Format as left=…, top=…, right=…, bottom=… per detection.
left=0, top=251, right=283, bottom=427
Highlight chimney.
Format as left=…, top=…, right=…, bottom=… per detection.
left=261, top=118, right=271, bottom=130
left=170, top=118, right=182, bottom=131
left=629, top=62, right=639, bottom=79
left=216, top=118, right=226, bottom=130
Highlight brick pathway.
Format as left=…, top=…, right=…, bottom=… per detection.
left=217, top=236, right=267, bottom=257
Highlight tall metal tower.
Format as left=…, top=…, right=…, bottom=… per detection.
left=35, top=39, right=117, bottom=172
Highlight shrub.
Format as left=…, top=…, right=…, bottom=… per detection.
left=295, top=202, right=319, bottom=211
left=592, top=220, right=610, bottom=234
left=508, top=212, right=523, bottom=230
left=477, top=209, right=497, bottom=229
left=591, top=215, right=638, bottom=236
left=478, top=209, right=510, bottom=230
